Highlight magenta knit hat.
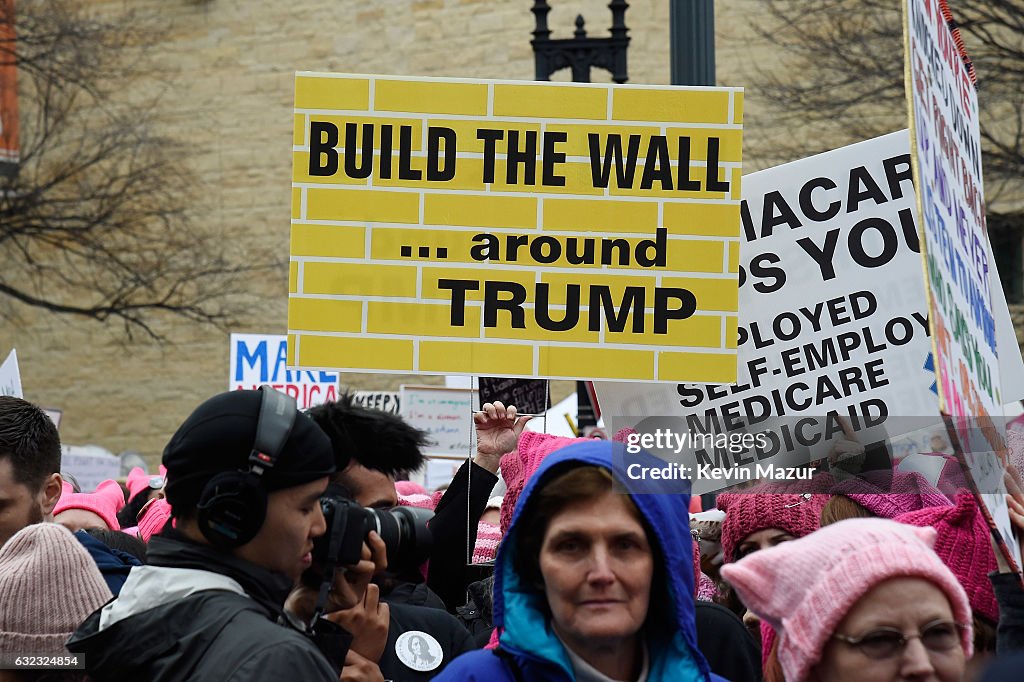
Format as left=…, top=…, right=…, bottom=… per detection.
left=692, top=542, right=718, bottom=601
left=832, top=470, right=951, bottom=519
left=0, top=523, right=113, bottom=655
left=125, top=465, right=167, bottom=499
left=137, top=498, right=172, bottom=542
left=53, top=479, right=126, bottom=531
left=895, top=492, right=999, bottom=623
left=498, top=429, right=637, bottom=534
left=716, top=489, right=828, bottom=563
left=721, top=518, right=973, bottom=682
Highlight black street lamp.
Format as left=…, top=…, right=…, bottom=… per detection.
left=531, top=0, right=629, bottom=84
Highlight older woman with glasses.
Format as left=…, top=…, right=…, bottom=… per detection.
left=721, top=518, right=972, bottom=682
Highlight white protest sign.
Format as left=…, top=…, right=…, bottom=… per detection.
left=230, top=333, right=339, bottom=409
left=400, top=385, right=476, bottom=457
left=596, top=131, right=941, bottom=493
left=906, top=0, right=998, bottom=420
left=424, top=457, right=464, bottom=491
left=0, top=349, right=22, bottom=398
left=61, top=445, right=122, bottom=493
left=905, top=0, right=1017, bottom=567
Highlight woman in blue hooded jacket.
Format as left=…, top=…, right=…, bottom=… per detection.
left=436, top=439, right=725, bottom=682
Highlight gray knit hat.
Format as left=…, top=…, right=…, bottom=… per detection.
left=0, top=523, right=112, bottom=654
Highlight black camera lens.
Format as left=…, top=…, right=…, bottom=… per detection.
left=309, top=485, right=433, bottom=582
left=364, top=505, right=433, bottom=570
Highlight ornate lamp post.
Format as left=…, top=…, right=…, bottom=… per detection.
left=531, top=0, right=629, bottom=84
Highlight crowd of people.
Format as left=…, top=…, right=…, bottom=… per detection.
left=1, top=390, right=1024, bottom=681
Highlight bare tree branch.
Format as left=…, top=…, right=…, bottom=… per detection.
left=747, top=0, right=1024, bottom=209
left=0, top=0, right=272, bottom=341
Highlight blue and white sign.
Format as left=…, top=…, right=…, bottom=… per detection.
left=230, top=334, right=339, bottom=409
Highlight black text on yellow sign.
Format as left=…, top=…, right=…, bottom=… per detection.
left=307, top=122, right=731, bottom=192
left=437, top=228, right=693, bottom=334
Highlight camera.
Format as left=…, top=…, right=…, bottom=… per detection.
left=308, top=484, right=433, bottom=579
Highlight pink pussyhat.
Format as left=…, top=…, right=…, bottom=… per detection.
left=499, top=431, right=583, bottom=534
left=395, top=480, right=428, bottom=497
left=125, top=465, right=167, bottom=499
left=53, top=479, right=126, bottom=531
left=692, top=541, right=718, bottom=601
left=895, top=492, right=999, bottom=623
left=832, top=469, right=951, bottom=519
left=472, top=521, right=502, bottom=564
left=721, top=518, right=973, bottom=682
left=716, top=488, right=828, bottom=563
left=137, top=498, right=172, bottom=542
left=397, top=492, right=436, bottom=511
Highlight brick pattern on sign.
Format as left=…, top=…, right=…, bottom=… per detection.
left=289, top=73, right=743, bottom=383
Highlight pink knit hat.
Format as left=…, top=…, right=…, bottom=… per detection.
left=832, top=470, right=951, bottom=519
left=895, top=492, right=999, bottom=623
left=395, top=480, right=428, bottom=497
left=0, top=523, right=112, bottom=654
left=716, top=489, right=828, bottom=563
left=137, top=498, right=172, bottom=542
left=499, top=432, right=584, bottom=534
left=692, top=541, right=718, bottom=601
left=125, top=465, right=167, bottom=499
left=721, top=518, right=973, bottom=682
left=498, top=429, right=638, bottom=534
left=53, top=479, right=126, bottom=531
left=473, top=521, right=502, bottom=564
left=397, top=492, right=437, bottom=511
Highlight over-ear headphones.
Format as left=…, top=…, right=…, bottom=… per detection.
left=196, top=386, right=297, bottom=548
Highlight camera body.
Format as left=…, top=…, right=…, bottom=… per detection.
left=311, top=484, right=433, bottom=574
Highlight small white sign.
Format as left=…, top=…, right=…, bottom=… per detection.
left=0, top=349, right=22, bottom=398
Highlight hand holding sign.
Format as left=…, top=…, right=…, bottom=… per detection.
left=998, top=464, right=1024, bottom=574
left=474, top=401, right=531, bottom=472
left=828, top=416, right=866, bottom=482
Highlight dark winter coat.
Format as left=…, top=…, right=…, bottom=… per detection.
left=67, top=533, right=348, bottom=681
left=74, top=529, right=143, bottom=595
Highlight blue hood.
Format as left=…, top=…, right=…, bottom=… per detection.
left=493, top=439, right=711, bottom=681
left=74, top=530, right=143, bottom=595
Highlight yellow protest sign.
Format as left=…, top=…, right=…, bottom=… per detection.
left=289, top=73, right=743, bottom=382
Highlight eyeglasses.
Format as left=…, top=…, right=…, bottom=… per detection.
left=833, top=620, right=968, bottom=659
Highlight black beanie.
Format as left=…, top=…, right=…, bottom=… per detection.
left=162, top=390, right=335, bottom=517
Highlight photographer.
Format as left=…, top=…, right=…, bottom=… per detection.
left=308, top=396, right=478, bottom=679
left=68, top=388, right=378, bottom=681
left=308, top=396, right=524, bottom=614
